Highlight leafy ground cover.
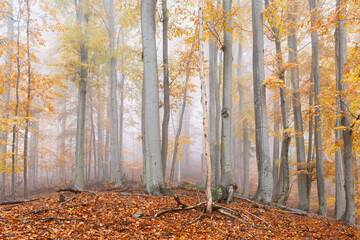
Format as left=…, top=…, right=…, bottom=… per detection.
left=0, top=187, right=359, bottom=239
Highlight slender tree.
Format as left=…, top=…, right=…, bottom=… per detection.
left=0, top=0, right=14, bottom=201
left=336, top=0, right=355, bottom=225
left=309, top=0, right=327, bottom=216
left=199, top=0, right=212, bottom=213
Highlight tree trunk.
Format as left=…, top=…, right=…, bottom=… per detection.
left=141, top=0, right=166, bottom=195
left=272, top=102, right=280, bottom=195
left=198, top=0, right=212, bottom=213
left=220, top=0, right=235, bottom=189
left=288, top=1, right=309, bottom=211
left=161, top=0, right=170, bottom=178
left=309, top=0, right=327, bottom=216
left=0, top=0, right=14, bottom=201
left=209, top=39, right=218, bottom=186
left=74, top=0, right=89, bottom=190
left=336, top=0, right=355, bottom=225
left=104, top=0, right=122, bottom=186
left=307, top=73, right=313, bottom=209
left=170, top=62, right=191, bottom=184
left=89, top=88, right=98, bottom=182
left=334, top=26, right=346, bottom=220
left=12, top=1, right=22, bottom=199
left=23, top=0, right=32, bottom=199
left=215, top=51, right=222, bottom=186
left=251, top=0, right=273, bottom=203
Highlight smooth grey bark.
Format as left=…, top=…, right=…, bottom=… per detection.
left=209, top=39, right=219, bottom=186
left=119, top=72, right=125, bottom=180
left=251, top=0, right=273, bottom=203
left=96, top=90, right=104, bottom=180
left=268, top=18, right=290, bottom=204
left=215, top=51, right=222, bottom=186
left=170, top=63, right=190, bottom=184
left=104, top=0, right=122, bottom=186
left=161, top=0, right=170, bottom=178
left=0, top=0, right=14, bottom=200
left=288, top=2, right=309, bottom=211
left=141, top=0, right=166, bottom=195
left=199, top=0, right=213, bottom=213
left=272, top=102, right=280, bottom=195
left=23, top=0, right=31, bottom=199
left=74, top=0, right=89, bottom=190
left=309, top=0, right=327, bottom=216
left=334, top=25, right=346, bottom=220
left=220, top=0, right=234, bottom=188
left=336, top=0, right=355, bottom=225
left=59, top=96, right=67, bottom=184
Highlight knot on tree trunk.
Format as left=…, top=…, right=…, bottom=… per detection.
left=221, top=107, right=230, bottom=118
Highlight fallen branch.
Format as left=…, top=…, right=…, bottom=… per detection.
left=153, top=201, right=206, bottom=218
left=218, top=209, right=278, bottom=233
left=174, top=195, right=188, bottom=208
left=56, top=188, right=98, bottom=199
left=102, top=187, right=131, bottom=192
left=0, top=198, right=41, bottom=206
left=42, top=216, right=97, bottom=223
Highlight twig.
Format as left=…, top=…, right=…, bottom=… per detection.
left=174, top=195, right=188, bottom=208
left=42, top=216, right=97, bottom=223
left=59, top=196, right=76, bottom=207
left=184, top=214, right=204, bottom=225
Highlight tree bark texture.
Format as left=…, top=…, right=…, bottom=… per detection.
left=251, top=0, right=273, bottom=203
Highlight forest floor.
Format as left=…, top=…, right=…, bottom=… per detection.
left=0, top=186, right=359, bottom=239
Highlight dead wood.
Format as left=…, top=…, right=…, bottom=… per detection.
left=42, top=216, right=97, bottom=222
left=174, top=195, right=188, bottom=208
left=153, top=202, right=206, bottom=218
left=0, top=198, right=41, bottom=206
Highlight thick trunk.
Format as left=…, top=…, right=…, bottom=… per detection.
left=141, top=0, right=166, bottom=195
left=209, top=39, right=218, bottom=186
left=288, top=1, right=309, bottom=211
left=74, top=0, right=89, bottom=190
left=215, top=51, right=222, bottom=186
left=309, top=0, right=327, bottom=216
left=251, top=0, right=273, bottom=203
left=336, top=0, right=355, bottom=225
left=220, top=0, right=234, bottom=188
left=161, top=0, right=170, bottom=178
left=199, top=0, right=212, bottom=213
left=334, top=26, right=346, bottom=220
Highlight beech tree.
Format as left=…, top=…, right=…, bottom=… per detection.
left=74, top=0, right=89, bottom=190
left=141, top=0, right=166, bottom=195
left=252, top=0, right=273, bottom=203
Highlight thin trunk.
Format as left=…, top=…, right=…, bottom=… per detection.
left=236, top=40, right=243, bottom=188
left=199, top=0, right=212, bottom=213
left=215, top=51, right=222, bottom=186
left=252, top=0, right=273, bottom=203
left=309, top=0, right=327, bottom=216
left=89, top=88, right=97, bottom=181
left=288, top=1, right=309, bottom=211
left=307, top=73, right=313, bottom=208
left=96, top=90, right=103, bottom=180
left=119, top=72, right=125, bottom=181
left=336, top=0, right=355, bottom=225
left=0, top=0, right=14, bottom=200
left=272, top=102, right=280, bottom=195
left=11, top=1, right=22, bottom=199
left=170, top=62, right=191, bottom=184
left=74, top=0, right=89, bottom=190
left=161, top=0, right=170, bottom=178
left=23, top=0, right=31, bottom=199
left=334, top=26, right=346, bottom=220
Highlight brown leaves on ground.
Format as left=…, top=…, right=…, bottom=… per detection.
left=0, top=188, right=359, bottom=239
